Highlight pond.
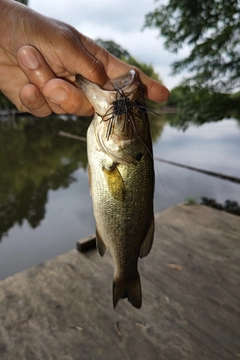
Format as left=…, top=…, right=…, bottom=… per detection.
left=0, top=114, right=239, bottom=280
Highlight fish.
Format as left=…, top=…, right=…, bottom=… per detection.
left=76, top=70, right=155, bottom=309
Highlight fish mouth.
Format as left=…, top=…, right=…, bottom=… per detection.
left=76, top=70, right=146, bottom=115
left=108, top=69, right=139, bottom=91
left=78, top=70, right=150, bottom=164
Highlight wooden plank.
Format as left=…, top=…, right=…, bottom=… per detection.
left=76, top=234, right=96, bottom=252
left=0, top=204, right=239, bottom=360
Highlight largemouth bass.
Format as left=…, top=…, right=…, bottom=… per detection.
left=76, top=70, right=154, bottom=309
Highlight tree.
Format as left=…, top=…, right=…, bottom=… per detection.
left=165, top=86, right=187, bottom=108
left=144, top=0, right=240, bottom=124
left=167, top=85, right=240, bottom=128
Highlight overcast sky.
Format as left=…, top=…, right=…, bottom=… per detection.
left=29, top=0, right=189, bottom=90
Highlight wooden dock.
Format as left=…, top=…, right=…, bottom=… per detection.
left=0, top=204, right=239, bottom=360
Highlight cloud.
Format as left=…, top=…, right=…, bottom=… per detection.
left=29, top=0, right=153, bottom=32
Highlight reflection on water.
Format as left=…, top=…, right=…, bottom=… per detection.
left=0, top=114, right=239, bottom=279
left=0, top=115, right=90, bottom=241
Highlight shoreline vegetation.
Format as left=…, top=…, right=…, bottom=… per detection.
left=201, top=198, right=240, bottom=217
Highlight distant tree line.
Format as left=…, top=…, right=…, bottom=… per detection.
left=165, top=86, right=240, bottom=127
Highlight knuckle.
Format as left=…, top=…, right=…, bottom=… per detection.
left=87, top=58, right=106, bottom=85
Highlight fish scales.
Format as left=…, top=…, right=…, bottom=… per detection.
left=88, top=131, right=154, bottom=272
left=76, top=70, right=155, bottom=309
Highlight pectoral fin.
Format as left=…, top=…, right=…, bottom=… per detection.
left=96, top=228, right=107, bottom=257
left=102, top=163, right=125, bottom=201
left=139, top=216, right=154, bottom=258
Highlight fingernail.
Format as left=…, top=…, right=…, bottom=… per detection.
left=20, top=48, right=39, bottom=70
left=47, top=88, right=66, bottom=103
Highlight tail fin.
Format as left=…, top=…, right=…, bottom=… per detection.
left=113, top=274, right=142, bottom=309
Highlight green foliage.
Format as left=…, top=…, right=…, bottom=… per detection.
left=185, top=197, right=199, bottom=205
left=144, top=0, right=240, bottom=124
left=167, top=85, right=240, bottom=128
left=165, top=86, right=187, bottom=107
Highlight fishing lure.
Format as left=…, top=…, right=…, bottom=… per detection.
left=97, top=87, right=160, bottom=141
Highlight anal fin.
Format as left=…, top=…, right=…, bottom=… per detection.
left=139, top=216, right=154, bottom=258
left=96, top=228, right=107, bottom=257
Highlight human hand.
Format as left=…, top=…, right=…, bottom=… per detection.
left=0, top=0, right=169, bottom=117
